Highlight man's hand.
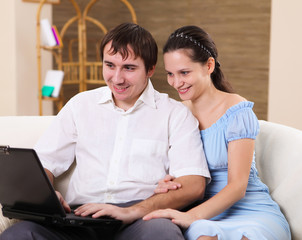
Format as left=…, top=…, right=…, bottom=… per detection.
left=74, top=203, right=139, bottom=224
left=55, top=191, right=71, bottom=213
left=154, top=175, right=182, bottom=194
left=73, top=175, right=205, bottom=226
left=143, top=208, right=196, bottom=229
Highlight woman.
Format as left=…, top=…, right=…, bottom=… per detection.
left=143, top=26, right=291, bottom=240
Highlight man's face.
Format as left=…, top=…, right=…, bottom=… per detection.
left=102, top=42, right=154, bottom=111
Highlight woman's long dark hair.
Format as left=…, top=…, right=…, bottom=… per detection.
left=163, top=26, right=234, bottom=93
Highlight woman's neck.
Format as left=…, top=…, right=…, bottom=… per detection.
left=188, top=89, right=229, bottom=130
left=191, top=87, right=223, bottom=111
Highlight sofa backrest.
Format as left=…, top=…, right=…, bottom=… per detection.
left=256, top=120, right=302, bottom=239
left=0, top=116, right=56, bottom=232
left=0, top=116, right=301, bottom=239
left=0, top=116, right=55, bottom=148
left=0, top=115, right=73, bottom=197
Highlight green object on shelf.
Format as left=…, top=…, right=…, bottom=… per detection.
left=42, top=85, right=55, bottom=97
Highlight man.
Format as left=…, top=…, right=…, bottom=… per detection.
left=0, top=23, right=210, bottom=240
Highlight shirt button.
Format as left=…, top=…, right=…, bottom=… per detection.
left=110, top=181, right=115, bottom=185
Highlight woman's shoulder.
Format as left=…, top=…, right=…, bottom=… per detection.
left=219, top=94, right=259, bottom=141
left=224, top=93, right=247, bottom=110
left=223, top=94, right=256, bottom=120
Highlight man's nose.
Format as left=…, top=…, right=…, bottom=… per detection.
left=112, top=69, right=124, bottom=84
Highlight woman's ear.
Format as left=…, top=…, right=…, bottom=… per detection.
left=147, top=65, right=156, bottom=78
left=207, top=57, right=215, bottom=74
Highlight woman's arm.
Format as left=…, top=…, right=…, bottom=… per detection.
left=186, top=138, right=254, bottom=220
left=144, top=138, right=255, bottom=226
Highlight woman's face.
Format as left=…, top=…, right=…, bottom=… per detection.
left=164, top=49, right=212, bottom=101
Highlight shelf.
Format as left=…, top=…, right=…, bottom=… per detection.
left=36, top=0, right=137, bottom=115
left=41, top=96, right=61, bottom=101
left=40, top=45, right=63, bottom=51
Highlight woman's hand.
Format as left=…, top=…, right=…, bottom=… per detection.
left=143, top=209, right=196, bottom=229
left=154, top=175, right=182, bottom=193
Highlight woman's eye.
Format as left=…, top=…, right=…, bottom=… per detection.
left=181, top=71, right=189, bottom=75
left=167, top=72, right=173, bottom=77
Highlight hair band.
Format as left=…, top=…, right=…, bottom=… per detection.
left=170, top=32, right=212, bottom=57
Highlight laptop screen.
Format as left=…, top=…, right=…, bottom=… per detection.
left=0, top=147, right=66, bottom=217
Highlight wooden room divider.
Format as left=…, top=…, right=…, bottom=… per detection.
left=36, top=0, right=137, bottom=115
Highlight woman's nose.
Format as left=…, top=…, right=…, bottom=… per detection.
left=173, top=76, right=184, bottom=88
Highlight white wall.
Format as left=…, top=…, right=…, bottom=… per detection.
left=0, top=0, right=53, bottom=116
left=268, top=0, right=302, bottom=130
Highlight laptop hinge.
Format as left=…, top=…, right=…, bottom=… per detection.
left=0, top=145, right=10, bottom=154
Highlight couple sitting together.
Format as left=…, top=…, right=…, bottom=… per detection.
left=0, top=23, right=290, bottom=240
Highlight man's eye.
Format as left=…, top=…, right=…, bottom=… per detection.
left=125, top=66, right=135, bottom=71
left=181, top=71, right=189, bottom=75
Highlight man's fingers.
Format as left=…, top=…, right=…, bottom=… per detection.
left=74, top=203, right=108, bottom=217
left=55, top=191, right=71, bottom=213
left=62, top=200, right=71, bottom=213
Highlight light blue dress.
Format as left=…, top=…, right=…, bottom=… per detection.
left=185, top=101, right=291, bottom=240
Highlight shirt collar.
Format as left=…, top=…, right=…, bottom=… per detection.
left=97, top=80, right=157, bottom=110
left=97, top=86, right=113, bottom=104
left=137, top=80, right=157, bottom=109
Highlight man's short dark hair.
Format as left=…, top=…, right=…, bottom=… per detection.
left=100, top=23, right=158, bottom=73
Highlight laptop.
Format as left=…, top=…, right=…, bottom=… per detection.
left=0, top=146, right=122, bottom=230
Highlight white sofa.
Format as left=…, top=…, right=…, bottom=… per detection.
left=0, top=116, right=301, bottom=239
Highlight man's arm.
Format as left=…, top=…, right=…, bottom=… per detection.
left=44, top=168, right=54, bottom=184
left=44, top=168, right=71, bottom=212
left=75, top=175, right=206, bottom=224
left=130, top=175, right=205, bottom=216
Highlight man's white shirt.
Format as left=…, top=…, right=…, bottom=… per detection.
left=35, top=81, right=210, bottom=205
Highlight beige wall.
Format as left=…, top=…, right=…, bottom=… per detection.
left=0, top=1, right=16, bottom=115
left=54, top=0, right=271, bottom=120
left=268, top=0, right=302, bottom=130
left=0, top=0, right=53, bottom=116
left=2, top=0, right=302, bottom=130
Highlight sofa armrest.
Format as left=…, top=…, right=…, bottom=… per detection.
left=256, top=120, right=302, bottom=239
left=0, top=205, right=19, bottom=233
left=0, top=163, right=75, bottom=234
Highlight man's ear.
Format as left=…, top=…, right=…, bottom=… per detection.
left=147, top=65, right=156, bottom=78
left=207, top=57, right=215, bottom=74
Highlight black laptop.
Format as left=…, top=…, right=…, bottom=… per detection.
left=0, top=146, right=122, bottom=230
